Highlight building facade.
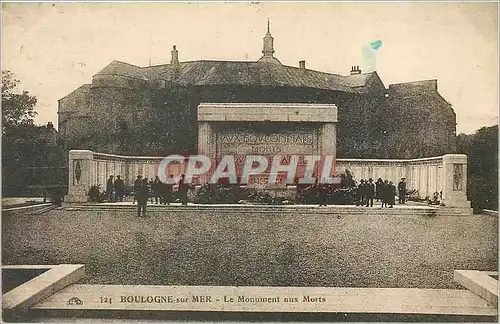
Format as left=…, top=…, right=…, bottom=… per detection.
left=58, top=24, right=456, bottom=159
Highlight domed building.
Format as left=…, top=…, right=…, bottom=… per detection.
left=58, top=23, right=456, bottom=159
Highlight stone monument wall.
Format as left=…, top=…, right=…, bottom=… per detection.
left=65, top=150, right=469, bottom=208
left=197, top=103, right=337, bottom=185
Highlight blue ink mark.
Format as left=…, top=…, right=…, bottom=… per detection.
left=370, top=40, right=383, bottom=51
left=362, top=40, right=382, bottom=72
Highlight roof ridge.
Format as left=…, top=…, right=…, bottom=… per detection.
left=345, top=71, right=376, bottom=77
left=110, top=59, right=370, bottom=80
left=184, top=60, right=258, bottom=64
left=59, top=84, right=91, bottom=100
left=139, top=60, right=260, bottom=69
left=92, top=59, right=377, bottom=92
left=140, top=63, right=174, bottom=69
left=110, top=60, right=142, bottom=68
left=279, top=63, right=346, bottom=78
left=389, top=79, right=438, bottom=86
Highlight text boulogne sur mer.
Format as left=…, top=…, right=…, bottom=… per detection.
left=118, top=295, right=326, bottom=304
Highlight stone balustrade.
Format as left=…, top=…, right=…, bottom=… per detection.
left=335, top=154, right=469, bottom=206
left=65, top=150, right=469, bottom=208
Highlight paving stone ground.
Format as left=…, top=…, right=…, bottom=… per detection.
left=2, top=208, right=497, bottom=288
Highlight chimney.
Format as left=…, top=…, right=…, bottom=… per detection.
left=171, top=45, right=179, bottom=65
left=299, top=60, right=306, bottom=69
left=350, top=65, right=361, bottom=75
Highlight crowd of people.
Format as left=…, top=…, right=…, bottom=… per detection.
left=106, top=174, right=190, bottom=217
left=103, top=174, right=409, bottom=214
left=354, top=177, right=407, bottom=208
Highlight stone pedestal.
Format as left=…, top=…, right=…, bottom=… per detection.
left=65, top=185, right=88, bottom=203
left=441, top=154, right=471, bottom=208
left=65, top=150, right=94, bottom=203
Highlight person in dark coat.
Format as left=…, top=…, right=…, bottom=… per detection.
left=144, top=178, right=153, bottom=203
left=178, top=174, right=189, bottom=206
left=353, top=181, right=360, bottom=206
left=365, top=178, right=375, bottom=207
left=152, top=176, right=161, bottom=204
left=157, top=178, right=164, bottom=204
left=398, top=178, right=407, bottom=204
left=162, top=174, right=174, bottom=205
left=345, top=169, right=354, bottom=188
left=133, top=175, right=142, bottom=204
left=114, top=175, right=125, bottom=202
left=295, top=177, right=309, bottom=204
left=51, top=186, right=64, bottom=207
left=381, top=180, right=389, bottom=208
left=316, top=178, right=327, bottom=207
left=137, top=178, right=149, bottom=217
left=106, top=175, right=114, bottom=202
left=375, top=178, right=384, bottom=202
left=388, top=181, right=396, bottom=208
left=359, top=179, right=366, bottom=206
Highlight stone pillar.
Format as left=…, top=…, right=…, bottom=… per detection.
left=319, top=123, right=336, bottom=178
left=197, top=122, right=215, bottom=183
left=441, top=154, right=471, bottom=208
left=65, top=150, right=94, bottom=203
left=320, top=123, right=336, bottom=158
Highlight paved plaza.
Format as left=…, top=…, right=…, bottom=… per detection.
left=3, top=206, right=497, bottom=289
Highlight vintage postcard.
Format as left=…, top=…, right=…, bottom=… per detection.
left=1, top=1, right=498, bottom=322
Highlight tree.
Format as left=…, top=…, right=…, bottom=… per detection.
left=2, top=70, right=37, bottom=133
left=456, top=125, right=498, bottom=212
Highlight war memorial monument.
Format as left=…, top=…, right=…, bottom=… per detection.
left=61, top=22, right=470, bottom=209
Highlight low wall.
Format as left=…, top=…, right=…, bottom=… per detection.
left=65, top=150, right=470, bottom=207
left=336, top=156, right=463, bottom=203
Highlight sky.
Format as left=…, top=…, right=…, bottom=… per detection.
left=1, top=2, right=498, bottom=134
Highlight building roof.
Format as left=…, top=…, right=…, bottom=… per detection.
left=388, top=79, right=450, bottom=106
left=89, top=24, right=439, bottom=96
left=95, top=60, right=147, bottom=80
left=344, top=73, right=379, bottom=88
left=59, top=84, right=91, bottom=101
left=94, top=59, right=387, bottom=93
left=388, top=80, right=439, bottom=97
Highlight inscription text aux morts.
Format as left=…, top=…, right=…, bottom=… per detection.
left=221, top=133, right=314, bottom=154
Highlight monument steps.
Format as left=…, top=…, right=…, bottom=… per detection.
left=62, top=204, right=472, bottom=216
left=439, top=207, right=474, bottom=216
